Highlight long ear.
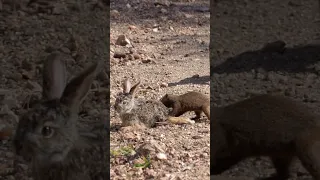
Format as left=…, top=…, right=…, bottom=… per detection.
left=60, top=61, right=101, bottom=110
left=122, top=78, right=131, bottom=93
left=42, top=53, right=67, bottom=100
left=129, top=81, right=140, bottom=96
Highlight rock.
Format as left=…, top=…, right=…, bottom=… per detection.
left=114, top=51, right=126, bottom=59
left=110, top=9, right=120, bottom=18
left=160, top=82, right=168, bottom=88
left=115, top=35, right=131, bottom=46
left=26, top=80, right=42, bottom=91
left=156, top=152, right=167, bottom=160
left=21, top=70, right=32, bottom=80
left=133, top=54, right=141, bottom=59
left=141, top=58, right=152, bottom=63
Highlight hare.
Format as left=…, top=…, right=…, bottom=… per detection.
left=114, top=79, right=170, bottom=128
left=13, top=53, right=107, bottom=180
left=211, top=94, right=320, bottom=179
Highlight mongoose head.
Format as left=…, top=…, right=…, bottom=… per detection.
left=160, top=94, right=176, bottom=108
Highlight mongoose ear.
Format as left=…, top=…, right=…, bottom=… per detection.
left=42, top=53, right=67, bottom=101
left=60, top=61, right=102, bottom=110
left=123, top=78, right=131, bottom=93
left=129, top=81, right=140, bottom=96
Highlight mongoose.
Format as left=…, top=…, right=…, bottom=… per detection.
left=211, top=94, right=320, bottom=179
left=160, top=91, right=210, bottom=120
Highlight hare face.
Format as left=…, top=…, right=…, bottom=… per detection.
left=14, top=100, right=76, bottom=165
left=13, top=53, right=102, bottom=171
left=114, top=93, right=135, bottom=114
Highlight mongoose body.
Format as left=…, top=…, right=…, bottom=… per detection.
left=211, top=94, right=320, bottom=179
left=160, top=91, right=210, bottom=120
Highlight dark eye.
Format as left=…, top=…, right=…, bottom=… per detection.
left=41, top=126, right=54, bottom=138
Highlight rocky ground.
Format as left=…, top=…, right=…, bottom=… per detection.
left=0, top=0, right=109, bottom=179
left=110, top=0, right=210, bottom=179
left=211, top=0, right=320, bottom=179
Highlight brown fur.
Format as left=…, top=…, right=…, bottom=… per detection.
left=160, top=91, right=210, bottom=120
left=211, top=94, right=320, bottom=179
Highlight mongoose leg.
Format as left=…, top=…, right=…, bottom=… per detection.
left=191, top=110, right=202, bottom=120
left=295, top=131, right=320, bottom=180
left=202, top=105, right=210, bottom=120
left=266, top=156, right=292, bottom=180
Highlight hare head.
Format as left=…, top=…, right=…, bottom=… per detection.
left=114, top=79, right=140, bottom=114
left=13, top=53, right=101, bottom=168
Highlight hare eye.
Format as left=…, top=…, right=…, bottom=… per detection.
left=41, top=126, right=54, bottom=138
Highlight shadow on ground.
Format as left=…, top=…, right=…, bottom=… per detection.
left=168, top=75, right=210, bottom=86
left=211, top=42, right=320, bottom=75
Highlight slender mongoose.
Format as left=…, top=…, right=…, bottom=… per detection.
left=160, top=91, right=210, bottom=120
left=211, top=94, right=320, bottom=179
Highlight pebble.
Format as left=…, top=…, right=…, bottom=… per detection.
left=26, top=80, right=42, bottom=91
left=115, top=35, right=131, bottom=46
left=160, top=82, right=168, bottom=88
left=156, top=152, right=167, bottom=160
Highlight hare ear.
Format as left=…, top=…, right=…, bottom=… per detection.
left=129, top=81, right=140, bottom=96
left=122, top=78, right=131, bottom=93
left=42, top=53, right=67, bottom=101
left=60, top=61, right=101, bottom=110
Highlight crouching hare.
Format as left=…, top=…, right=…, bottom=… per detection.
left=13, top=53, right=108, bottom=180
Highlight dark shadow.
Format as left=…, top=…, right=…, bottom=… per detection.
left=211, top=42, right=320, bottom=75
left=168, top=75, right=210, bottom=87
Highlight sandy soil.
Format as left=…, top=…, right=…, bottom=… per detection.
left=211, top=0, right=320, bottom=179
left=0, top=0, right=109, bottom=179
left=110, top=0, right=210, bottom=179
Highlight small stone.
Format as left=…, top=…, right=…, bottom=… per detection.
left=115, top=35, right=131, bottom=46
left=160, top=83, right=168, bottom=88
left=160, top=8, right=167, bottom=13
left=156, top=152, right=167, bottom=160
left=133, top=54, right=141, bottom=59
left=129, top=25, right=137, bottom=30
left=26, top=80, right=42, bottom=91
left=110, top=10, right=120, bottom=17
left=75, top=54, right=86, bottom=62
left=192, top=135, right=202, bottom=139
left=88, top=109, right=99, bottom=116
left=141, top=58, right=152, bottom=63
left=192, top=74, right=200, bottom=78
left=21, top=70, right=32, bottom=79
left=60, top=47, right=71, bottom=54
left=114, top=52, right=126, bottom=59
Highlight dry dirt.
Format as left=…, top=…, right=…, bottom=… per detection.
left=0, top=0, right=109, bottom=179
left=109, top=0, right=210, bottom=179
left=211, top=0, right=320, bottom=179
